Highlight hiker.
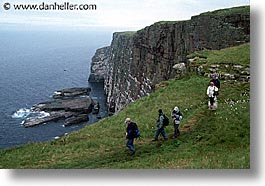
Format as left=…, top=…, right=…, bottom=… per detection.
left=171, top=106, right=183, bottom=138
left=125, top=118, right=136, bottom=155
left=152, top=109, right=168, bottom=141
left=210, top=74, right=220, bottom=90
left=206, top=81, right=219, bottom=109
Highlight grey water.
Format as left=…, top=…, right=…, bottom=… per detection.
left=0, top=30, right=111, bottom=149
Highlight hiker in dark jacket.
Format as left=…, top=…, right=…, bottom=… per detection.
left=125, top=118, right=136, bottom=155
left=210, top=74, right=220, bottom=90
left=152, top=109, right=168, bottom=141
left=171, top=106, right=183, bottom=138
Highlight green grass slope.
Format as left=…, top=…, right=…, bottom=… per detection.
left=201, top=5, right=250, bottom=17
left=187, top=43, right=250, bottom=66
left=0, top=44, right=250, bottom=169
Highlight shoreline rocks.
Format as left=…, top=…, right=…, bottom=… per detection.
left=23, top=87, right=98, bottom=128
left=64, top=114, right=89, bottom=127
left=53, top=87, right=91, bottom=99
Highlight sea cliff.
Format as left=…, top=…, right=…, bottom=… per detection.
left=89, top=6, right=250, bottom=114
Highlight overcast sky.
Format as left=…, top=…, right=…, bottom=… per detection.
left=0, top=0, right=250, bottom=31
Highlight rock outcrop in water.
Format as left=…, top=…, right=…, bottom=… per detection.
left=23, top=87, right=96, bottom=127
left=52, top=87, right=91, bottom=99
left=88, top=6, right=250, bottom=114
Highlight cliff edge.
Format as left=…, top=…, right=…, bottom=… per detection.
left=89, top=6, right=250, bottom=114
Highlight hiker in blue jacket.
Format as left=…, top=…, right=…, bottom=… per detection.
left=152, top=109, right=168, bottom=141
left=125, top=118, right=136, bottom=155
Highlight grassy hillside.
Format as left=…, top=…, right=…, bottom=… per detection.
left=187, top=43, right=250, bottom=66
left=201, top=5, right=250, bottom=16
left=0, top=44, right=250, bottom=169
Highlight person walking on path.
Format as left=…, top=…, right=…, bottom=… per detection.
left=125, top=118, right=136, bottom=155
left=210, top=74, right=220, bottom=91
left=206, top=81, right=219, bottom=109
left=152, top=109, right=168, bottom=141
left=171, top=106, right=183, bottom=138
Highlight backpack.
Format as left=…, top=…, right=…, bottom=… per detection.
left=132, top=122, right=140, bottom=138
left=162, top=114, right=169, bottom=127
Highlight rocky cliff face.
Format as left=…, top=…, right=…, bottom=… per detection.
left=89, top=6, right=250, bottom=114
left=88, top=46, right=110, bottom=82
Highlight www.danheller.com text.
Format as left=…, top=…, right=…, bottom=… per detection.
left=2, top=2, right=97, bottom=11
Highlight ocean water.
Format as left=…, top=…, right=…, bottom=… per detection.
left=0, top=30, right=111, bottom=149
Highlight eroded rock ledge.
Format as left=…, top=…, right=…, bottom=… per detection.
left=23, top=87, right=98, bottom=128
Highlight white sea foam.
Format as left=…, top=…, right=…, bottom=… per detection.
left=38, top=111, right=50, bottom=118
left=12, top=108, right=50, bottom=119
left=54, top=91, right=61, bottom=95
left=12, top=108, right=31, bottom=119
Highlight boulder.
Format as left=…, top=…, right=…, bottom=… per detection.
left=53, top=87, right=90, bottom=99
left=23, top=111, right=76, bottom=128
left=32, top=97, right=92, bottom=113
left=64, top=114, right=89, bottom=127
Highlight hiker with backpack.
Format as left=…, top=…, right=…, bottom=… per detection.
left=210, top=74, right=220, bottom=90
left=125, top=118, right=140, bottom=156
left=171, top=106, right=183, bottom=138
left=152, top=109, right=168, bottom=141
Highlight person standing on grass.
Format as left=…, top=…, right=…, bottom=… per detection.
left=152, top=109, right=168, bottom=141
left=125, top=118, right=136, bottom=156
left=171, top=106, right=183, bottom=138
left=206, top=81, right=218, bottom=109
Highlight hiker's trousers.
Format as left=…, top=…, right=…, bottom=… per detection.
left=126, top=138, right=135, bottom=152
left=154, top=128, right=167, bottom=140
